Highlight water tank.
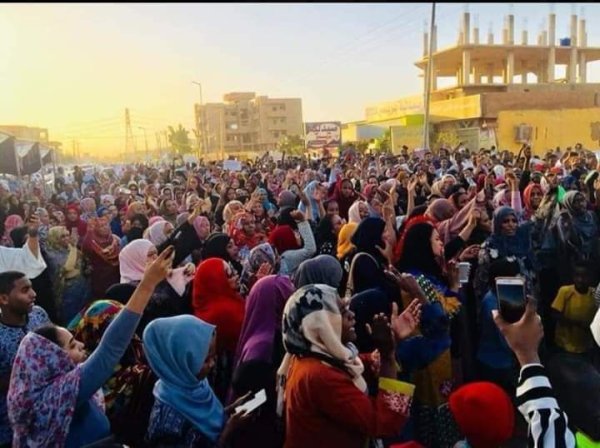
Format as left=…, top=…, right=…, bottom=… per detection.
left=560, top=37, right=571, bottom=46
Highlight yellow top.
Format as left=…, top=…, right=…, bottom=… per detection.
left=552, top=285, right=597, bottom=353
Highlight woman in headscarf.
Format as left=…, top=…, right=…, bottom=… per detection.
left=222, top=200, right=244, bottom=233
left=229, top=275, right=295, bottom=448
left=330, top=178, right=360, bottom=221
left=118, top=239, right=194, bottom=336
left=6, top=252, right=171, bottom=447
left=314, top=213, right=344, bottom=256
left=81, top=216, right=121, bottom=298
left=35, top=207, right=51, bottom=246
left=277, top=190, right=297, bottom=209
left=347, top=200, right=369, bottom=224
left=202, top=232, right=243, bottom=277
left=143, top=315, right=250, bottom=447
left=555, top=190, right=599, bottom=283
left=45, top=226, right=92, bottom=325
left=65, top=205, right=88, bottom=241
left=230, top=211, right=266, bottom=260
left=474, top=206, right=534, bottom=300
left=395, top=218, right=462, bottom=447
left=255, top=187, right=276, bottom=216
left=80, top=197, right=98, bottom=222
left=345, top=217, right=394, bottom=299
left=239, top=243, right=280, bottom=293
left=1, top=214, right=24, bottom=247
left=192, top=258, right=245, bottom=402
left=144, top=220, right=174, bottom=247
left=67, top=300, right=157, bottom=446
left=298, top=181, right=321, bottom=223
left=522, top=183, right=544, bottom=221
left=269, top=210, right=316, bottom=276
left=293, top=254, right=343, bottom=290
left=278, top=284, right=417, bottom=448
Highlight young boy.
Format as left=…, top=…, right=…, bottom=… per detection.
left=552, top=261, right=598, bottom=354
left=0, top=271, right=50, bottom=447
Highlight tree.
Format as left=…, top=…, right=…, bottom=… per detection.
left=279, top=134, right=305, bottom=156
left=167, top=124, right=193, bottom=155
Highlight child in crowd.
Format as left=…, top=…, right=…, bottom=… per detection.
left=552, top=260, right=598, bottom=355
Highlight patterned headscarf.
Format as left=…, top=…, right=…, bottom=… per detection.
left=240, top=242, right=277, bottom=290
left=7, top=332, right=102, bottom=446
left=276, top=284, right=366, bottom=415
left=68, top=300, right=153, bottom=416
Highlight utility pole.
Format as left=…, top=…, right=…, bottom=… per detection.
left=423, top=2, right=436, bottom=150
left=192, top=81, right=209, bottom=160
left=125, top=108, right=136, bottom=162
left=138, top=126, right=149, bottom=163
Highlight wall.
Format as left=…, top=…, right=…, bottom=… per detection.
left=497, top=107, right=600, bottom=153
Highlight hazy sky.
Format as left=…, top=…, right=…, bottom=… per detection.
left=1, top=3, right=599, bottom=154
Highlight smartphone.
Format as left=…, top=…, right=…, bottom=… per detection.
left=496, top=277, right=526, bottom=324
left=235, top=389, right=267, bottom=415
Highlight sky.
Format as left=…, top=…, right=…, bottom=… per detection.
left=1, top=2, right=599, bottom=156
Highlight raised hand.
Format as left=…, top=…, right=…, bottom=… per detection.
left=366, top=313, right=394, bottom=357
left=142, top=246, right=175, bottom=288
left=289, top=210, right=305, bottom=222
left=390, top=300, right=421, bottom=341
left=256, top=262, right=273, bottom=279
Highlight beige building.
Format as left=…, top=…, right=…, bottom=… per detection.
left=360, top=9, right=600, bottom=154
left=195, top=92, right=303, bottom=159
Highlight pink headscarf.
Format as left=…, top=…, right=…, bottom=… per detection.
left=149, top=216, right=165, bottom=226
left=119, top=239, right=193, bottom=296
left=144, top=221, right=171, bottom=246
left=3, top=214, right=24, bottom=245
left=193, top=216, right=210, bottom=241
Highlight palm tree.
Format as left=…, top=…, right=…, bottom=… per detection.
left=167, top=124, right=193, bottom=154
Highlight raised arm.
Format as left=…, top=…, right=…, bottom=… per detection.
left=76, top=246, right=174, bottom=405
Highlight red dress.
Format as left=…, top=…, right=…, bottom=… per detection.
left=284, top=357, right=414, bottom=448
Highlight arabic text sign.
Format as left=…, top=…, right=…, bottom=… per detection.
left=305, top=122, right=341, bottom=150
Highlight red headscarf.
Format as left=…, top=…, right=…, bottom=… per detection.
left=192, top=258, right=244, bottom=353
left=268, top=225, right=300, bottom=255
left=65, top=205, right=88, bottom=237
left=523, top=183, right=543, bottom=219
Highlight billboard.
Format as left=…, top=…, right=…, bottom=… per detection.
left=305, top=122, right=341, bottom=151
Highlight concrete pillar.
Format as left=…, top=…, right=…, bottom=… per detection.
left=473, top=65, right=482, bottom=84
left=548, top=47, right=555, bottom=82
left=579, top=53, right=587, bottom=83
left=462, top=50, right=471, bottom=85
left=508, top=14, right=515, bottom=44
left=569, top=15, right=578, bottom=84
left=473, top=27, right=480, bottom=44
left=522, top=30, right=528, bottom=45
left=579, top=19, right=586, bottom=47
left=542, top=30, right=548, bottom=46
left=423, top=32, right=429, bottom=57
left=432, top=25, right=438, bottom=52
left=570, top=14, right=578, bottom=44
left=463, top=12, right=471, bottom=44
left=457, top=66, right=462, bottom=86
left=487, top=63, right=494, bottom=83
left=506, top=51, right=514, bottom=83
left=547, top=13, right=556, bottom=82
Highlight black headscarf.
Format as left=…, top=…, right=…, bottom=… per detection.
left=351, top=217, right=386, bottom=261
left=314, top=215, right=336, bottom=248
left=277, top=206, right=298, bottom=230
left=396, top=221, right=443, bottom=278
left=202, top=232, right=231, bottom=261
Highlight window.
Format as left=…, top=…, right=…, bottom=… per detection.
left=280, top=117, right=286, bottom=124
left=242, top=134, right=251, bottom=143
left=273, top=131, right=280, bottom=138
left=281, top=130, right=287, bottom=136
left=272, top=106, right=277, bottom=112
left=279, top=104, right=286, bottom=111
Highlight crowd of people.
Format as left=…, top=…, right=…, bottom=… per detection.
left=1, top=142, right=600, bottom=447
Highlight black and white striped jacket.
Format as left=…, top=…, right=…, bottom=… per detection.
left=516, top=364, right=576, bottom=448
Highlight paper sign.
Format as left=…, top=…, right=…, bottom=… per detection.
left=223, top=160, right=242, bottom=171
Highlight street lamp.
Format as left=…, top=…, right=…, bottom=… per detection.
left=137, top=126, right=149, bottom=162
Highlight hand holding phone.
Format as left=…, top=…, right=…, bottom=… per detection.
left=235, top=389, right=267, bottom=415
left=496, top=277, right=526, bottom=323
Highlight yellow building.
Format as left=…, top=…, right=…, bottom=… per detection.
left=195, top=92, right=303, bottom=160
left=363, top=10, right=600, bottom=154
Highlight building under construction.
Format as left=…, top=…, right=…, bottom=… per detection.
left=347, top=7, right=600, bottom=154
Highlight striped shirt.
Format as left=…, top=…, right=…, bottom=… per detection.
left=516, top=363, right=576, bottom=448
